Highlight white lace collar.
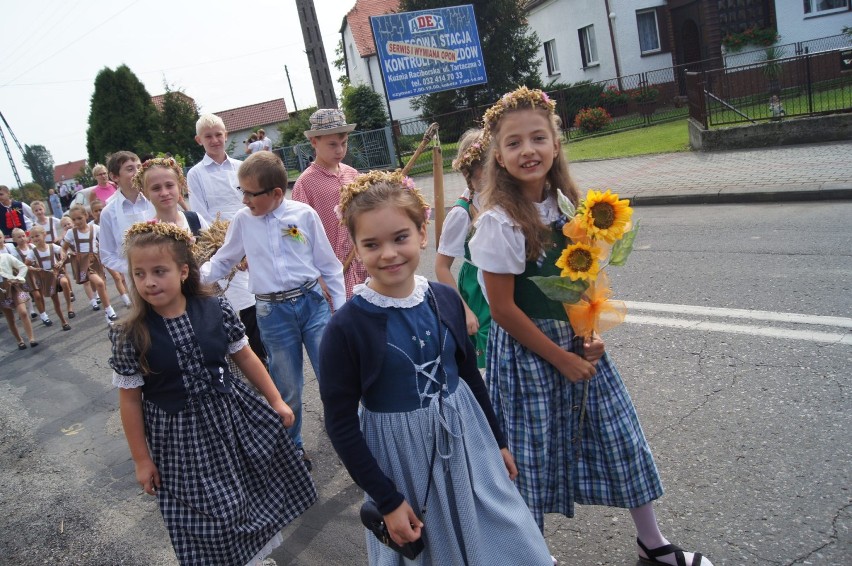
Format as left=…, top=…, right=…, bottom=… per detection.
left=354, top=274, right=428, bottom=308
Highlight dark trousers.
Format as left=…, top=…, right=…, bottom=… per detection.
left=239, top=305, right=268, bottom=367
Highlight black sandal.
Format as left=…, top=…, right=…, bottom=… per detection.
left=30, top=341, right=39, bottom=348
left=68, top=310, right=76, bottom=319
left=638, top=538, right=703, bottom=566
left=17, top=342, right=27, bottom=350
left=62, top=323, right=71, bottom=331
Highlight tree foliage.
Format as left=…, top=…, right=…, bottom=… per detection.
left=342, top=85, right=388, bottom=130
left=19, top=182, right=45, bottom=203
left=22, top=144, right=55, bottom=193
left=277, top=107, right=317, bottom=147
left=86, top=65, right=159, bottom=166
left=157, top=82, right=203, bottom=165
left=400, top=0, right=541, bottom=117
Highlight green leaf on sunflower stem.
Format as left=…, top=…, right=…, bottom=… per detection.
left=529, top=275, right=589, bottom=304
left=609, top=220, right=640, bottom=266
left=556, top=189, right=576, bottom=218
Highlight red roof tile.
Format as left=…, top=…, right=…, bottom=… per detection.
left=345, top=0, right=400, bottom=58
left=54, top=159, right=87, bottom=183
left=213, top=98, right=290, bottom=133
left=150, top=91, right=196, bottom=112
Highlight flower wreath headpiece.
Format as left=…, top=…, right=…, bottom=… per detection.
left=336, top=170, right=431, bottom=223
left=451, top=132, right=489, bottom=173
left=482, top=86, right=557, bottom=137
left=131, top=157, right=188, bottom=193
left=123, top=219, right=196, bottom=256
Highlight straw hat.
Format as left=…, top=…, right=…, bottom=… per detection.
left=304, top=108, right=356, bottom=138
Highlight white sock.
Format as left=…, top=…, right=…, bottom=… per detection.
left=39, top=312, right=49, bottom=321
left=121, top=293, right=131, bottom=306
left=105, top=305, right=116, bottom=317
left=91, top=298, right=99, bottom=308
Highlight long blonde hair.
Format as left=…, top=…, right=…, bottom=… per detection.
left=480, top=91, right=579, bottom=261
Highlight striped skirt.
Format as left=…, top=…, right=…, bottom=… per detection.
left=486, top=318, right=663, bottom=529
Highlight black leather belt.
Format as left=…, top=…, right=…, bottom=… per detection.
left=255, top=279, right=318, bottom=302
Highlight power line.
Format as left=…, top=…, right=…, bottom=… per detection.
left=0, top=0, right=84, bottom=76
left=0, top=0, right=142, bottom=88
left=0, top=42, right=304, bottom=88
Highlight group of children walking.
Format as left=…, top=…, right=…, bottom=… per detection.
left=24, top=89, right=713, bottom=565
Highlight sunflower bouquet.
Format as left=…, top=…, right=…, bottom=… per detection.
left=531, top=189, right=639, bottom=339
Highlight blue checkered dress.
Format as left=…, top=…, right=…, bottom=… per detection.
left=487, top=318, right=663, bottom=530
left=111, top=298, right=317, bottom=565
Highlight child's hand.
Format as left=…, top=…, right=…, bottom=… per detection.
left=271, top=400, right=295, bottom=428
left=556, top=351, right=596, bottom=383
left=500, top=447, right=518, bottom=480
left=135, top=458, right=161, bottom=496
left=463, top=305, right=480, bottom=336
left=384, top=501, right=423, bottom=546
left=583, top=333, right=606, bottom=365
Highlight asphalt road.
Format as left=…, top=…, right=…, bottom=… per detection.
left=1, top=201, right=850, bottom=565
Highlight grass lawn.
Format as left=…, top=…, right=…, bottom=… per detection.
left=564, top=118, right=692, bottom=162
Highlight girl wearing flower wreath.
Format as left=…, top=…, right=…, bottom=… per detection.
left=435, top=128, right=491, bottom=368
left=319, top=171, right=553, bottom=565
left=109, top=221, right=316, bottom=565
left=468, top=87, right=712, bottom=566
left=134, top=158, right=208, bottom=238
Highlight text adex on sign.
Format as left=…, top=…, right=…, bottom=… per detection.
left=370, top=5, right=488, bottom=101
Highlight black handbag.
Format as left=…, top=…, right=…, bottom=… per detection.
left=359, top=286, right=446, bottom=561
left=359, top=500, right=426, bottom=560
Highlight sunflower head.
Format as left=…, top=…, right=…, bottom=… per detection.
left=578, top=189, right=633, bottom=244
left=287, top=226, right=300, bottom=237
left=556, top=242, right=602, bottom=281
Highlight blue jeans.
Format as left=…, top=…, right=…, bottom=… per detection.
left=255, top=287, right=330, bottom=449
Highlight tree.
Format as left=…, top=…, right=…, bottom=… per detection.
left=277, top=107, right=317, bottom=147
left=342, top=85, right=388, bottom=130
left=157, top=82, right=203, bottom=165
left=22, top=145, right=55, bottom=193
left=86, top=65, right=159, bottom=166
left=19, top=182, right=45, bottom=203
left=333, top=39, right=351, bottom=90
left=401, top=0, right=541, bottom=117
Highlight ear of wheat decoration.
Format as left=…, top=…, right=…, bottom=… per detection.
left=193, top=213, right=243, bottom=292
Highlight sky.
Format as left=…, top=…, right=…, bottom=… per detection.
left=0, top=0, right=352, bottom=187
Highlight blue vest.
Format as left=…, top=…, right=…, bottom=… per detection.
left=143, top=296, right=233, bottom=414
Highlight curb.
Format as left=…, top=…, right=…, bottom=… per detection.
left=627, top=187, right=852, bottom=207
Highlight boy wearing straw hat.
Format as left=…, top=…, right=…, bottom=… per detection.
left=291, top=109, right=366, bottom=299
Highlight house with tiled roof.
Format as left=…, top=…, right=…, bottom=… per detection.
left=150, top=91, right=196, bottom=112
left=53, top=159, right=87, bottom=191
left=340, top=0, right=419, bottom=122
left=213, top=98, right=290, bottom=158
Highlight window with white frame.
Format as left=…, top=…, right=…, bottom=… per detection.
left=544, top=39, right=560, bottom=75
left=636, top=9, right=661, bottom=54
left=578, top=25, right=598, bottom=68
left=803, top=0, right=849, bottom=14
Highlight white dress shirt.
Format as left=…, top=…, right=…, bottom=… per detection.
left=187, top=154, right=244, bottom=224
left=99, top=190, right=155, bottom=273
left=186, top=154, right=255, bottom=311
left=201, top=198, right=346, bottom=310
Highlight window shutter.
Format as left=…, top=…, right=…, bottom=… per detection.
left=578, top=28, right=587, bottom=67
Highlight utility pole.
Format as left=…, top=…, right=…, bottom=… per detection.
left=296, top=0, right=338, bottom=109
left=285, top=65, right=299, bottom=113
left=0, top=111, right=24, bottom=188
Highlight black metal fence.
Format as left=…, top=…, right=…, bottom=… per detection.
left=240, top=127, right=398, bottom=175
left=689, top=46, right=852, bottom=128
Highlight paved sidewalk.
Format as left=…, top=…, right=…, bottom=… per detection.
left=413, top=140, right=852, bottom=206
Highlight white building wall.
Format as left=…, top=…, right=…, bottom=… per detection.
left=342, top=25, right=420, bottom=123
left=774, top=3, right=852, bottom=45
left=527, top=0, right=674, bottom=87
